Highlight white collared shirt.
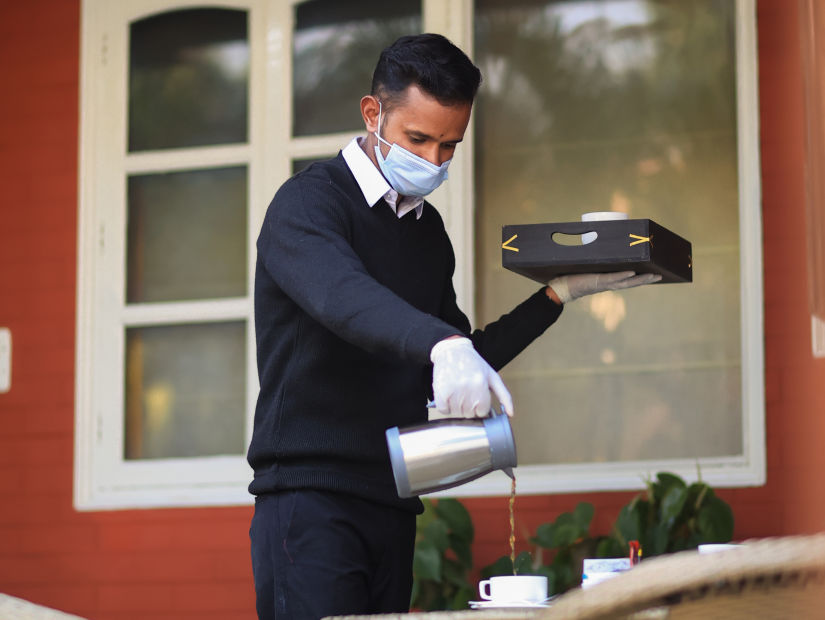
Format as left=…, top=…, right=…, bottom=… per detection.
left=341, top=137, right=425, bottom=220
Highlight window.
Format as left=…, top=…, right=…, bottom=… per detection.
left=466, top=0, right=764, bottom=495
left=76, top=0, right=428, bottom=509
left=77, top=0, right=762, bottom=509
left=285, top=0, right=422, bottom=167
left=77, top=1, right=260, bottom=508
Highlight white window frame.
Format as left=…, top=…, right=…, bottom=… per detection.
left=76, top=0, right=763, bottom=510
left=76, top=0, right=272, bottom=509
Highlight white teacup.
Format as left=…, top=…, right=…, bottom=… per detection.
left=698, top=543, right=740, bottom=554
left=478, top=575, right=548, bottom=604
left=581, top=211, right=628, bottom=244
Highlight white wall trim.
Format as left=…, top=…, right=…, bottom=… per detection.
left=813, top=315, right=825, bottom=358
left=424, top=0, right=476, bottom=323
left=734, top=0, right=766, bottom=488
left=432, top=456, right=763, bottom=499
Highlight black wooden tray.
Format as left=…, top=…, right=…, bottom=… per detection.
left=501, top=219, right=692, bottom=284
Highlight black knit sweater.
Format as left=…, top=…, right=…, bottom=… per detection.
left=247, top=152, right=563, bottom=512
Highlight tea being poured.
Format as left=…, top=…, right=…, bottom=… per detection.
left=509, top=475, right=516, bottom=574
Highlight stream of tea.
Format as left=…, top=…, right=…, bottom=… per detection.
left=509, top=475, right=516, bottom=574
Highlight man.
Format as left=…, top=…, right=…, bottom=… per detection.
left=248, top=33, right=658, bottom=620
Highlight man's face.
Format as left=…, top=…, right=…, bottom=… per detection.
left=361, top=85, right=472, bottom=168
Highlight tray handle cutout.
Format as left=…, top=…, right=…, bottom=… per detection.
left=551, top=230, right=596, bottom=247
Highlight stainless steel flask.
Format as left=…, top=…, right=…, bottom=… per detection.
left=385, top=408, right=517, bottom=498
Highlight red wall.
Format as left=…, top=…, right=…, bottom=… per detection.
left=0, top=2, right=255, bottom=618
left=0, top=1, right=822, bottom=618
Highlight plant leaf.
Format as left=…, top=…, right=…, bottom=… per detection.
left=573, top=502, right=595, bottom=532
left=686, top=482, right=709, bottom=513
left=596, top=536, right=625, bottom=558
left=448, top=533, right=473, bottom=569
left=409, top=579, right=420, bottom=609
left=423, top=519, right=449, bottom=554
left=551, top=512, right=581, bottom=546
left=534, top=565, right=557, bottom=594
left=416, top=499, right=438, bottom=543
left=435, top=499, right=474, bottom=542
left=660, top=484, right=688, bottom=529
left=656, top=472, right=687, bottom=492
left=449, top=586, right=474, bottom=611
left=551, top=561, right=575, bottom=593
left=514, top=551, right=533, bottom=575
left=553, top=522, right=580, bottom=547
left=442, top=558, right=468, bottom=588
left=532, top=522, right=556, bottom=548
left=651, top=522, right=670, bottom=555
left=429, top=591, right=447, bottom=611
left=480, top=555, right=513, bottom=578
left=413, top=541, right=442, bottom=582
left=613, top=503, right=641, bottom=545
left=697, top=496, right=734, bottom=542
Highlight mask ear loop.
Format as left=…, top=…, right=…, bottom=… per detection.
left=376, top=100, right=382, bottom=135
left=375, top=101, right=392, bottom=149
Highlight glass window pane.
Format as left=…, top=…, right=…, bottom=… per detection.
left=474, top=0, right=740, bottom=464
left=129, top=8, right=249, bottom=151
left=293, top=0, right=421, bottom=136
left=124, top=321, right=246, bottom=459
left=127, top=166, right=247, bottom=303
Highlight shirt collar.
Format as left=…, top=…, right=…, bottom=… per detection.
left=342, top=137, right=424, bottom=220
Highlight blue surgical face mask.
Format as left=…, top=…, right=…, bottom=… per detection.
left=373, top=102, right=451, bottom=197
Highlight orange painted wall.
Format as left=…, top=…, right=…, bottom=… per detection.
left=0, top=1, right=822, bottom=619
left=0, top=2, right=255, bottom=618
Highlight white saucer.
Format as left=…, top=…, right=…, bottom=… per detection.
left=469, top=599, right=553, bottom=610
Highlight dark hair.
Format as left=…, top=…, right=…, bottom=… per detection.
left=371, top=33, right=482, bottom=109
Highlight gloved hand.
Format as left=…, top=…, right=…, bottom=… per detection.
left=547, top=271, right=662, bottom=304
left=430, top=337, right=513, bottom=418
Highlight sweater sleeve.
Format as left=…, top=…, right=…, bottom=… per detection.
left=434, top=232, right=564, bottom=371
left=471, top=289, right=563, bottom=371
left=258, top=176, right=460, bottom=363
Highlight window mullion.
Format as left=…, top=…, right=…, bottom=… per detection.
left=122, top=298, right=251, bottom=326
left=422, top=0, right=477, bottom=323
left=125, top=144, right=251, bottom=175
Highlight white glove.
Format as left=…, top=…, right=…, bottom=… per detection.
left=430, top=337, right=513, bottom=418
left=548, top=271, right=662, bottom=304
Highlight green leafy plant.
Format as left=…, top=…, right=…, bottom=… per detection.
left=481, top=471, right=734, bottom=596
left=411, top=498, right=475, bottom=611
left=613, top=471, right=735, bottom=556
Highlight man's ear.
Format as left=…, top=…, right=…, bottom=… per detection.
left=360, top=95, right=380, bottom=133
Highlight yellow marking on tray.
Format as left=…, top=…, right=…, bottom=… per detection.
left=502, top=234, right=519, bottom=252
left=629, top=233, right=653, bottom=247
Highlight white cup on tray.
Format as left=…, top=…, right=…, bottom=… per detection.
left=581, top=211, right=628, bottom=244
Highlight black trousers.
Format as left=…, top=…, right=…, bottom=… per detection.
left=250, top=489, right=416, bottom=620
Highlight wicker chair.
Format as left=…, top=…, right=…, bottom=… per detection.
left=326, top=611, right=540, bottom=619
left=539, top=533, right=825, bottom=619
